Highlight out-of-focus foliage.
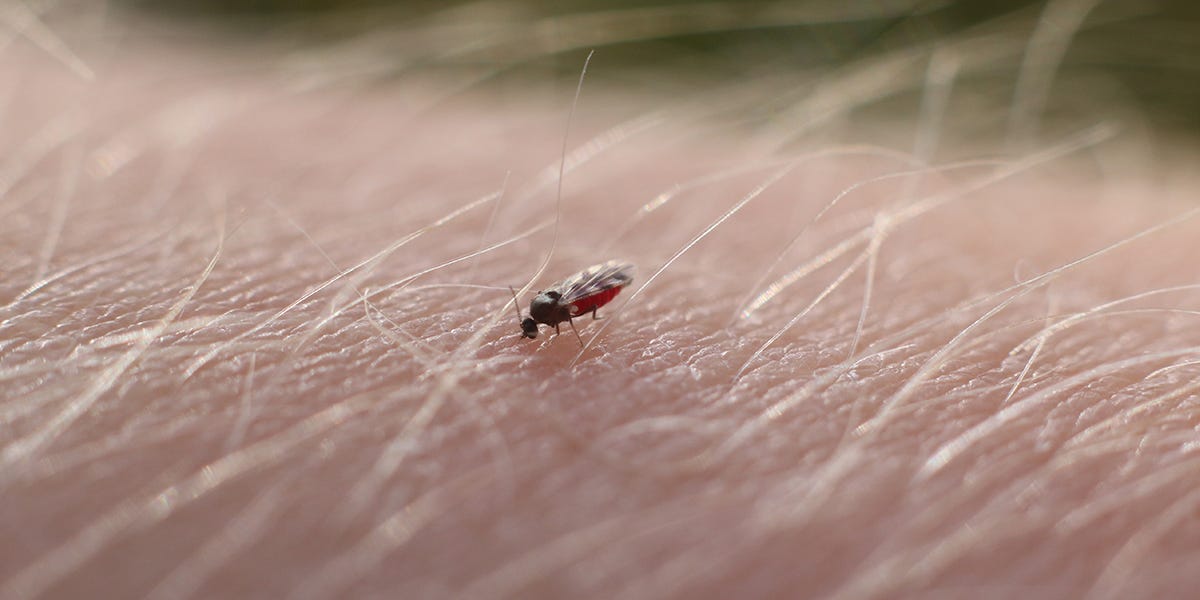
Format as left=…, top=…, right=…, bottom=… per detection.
left=119, top=0, right=1200, bottom=136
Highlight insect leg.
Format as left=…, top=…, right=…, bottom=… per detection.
left=568, top=318, right=584, bottom=348
left=591, top=307, right=602, bottom=320
left=554, top=323, right=561, bottom=335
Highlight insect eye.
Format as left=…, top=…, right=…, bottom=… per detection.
left=521, top=318, right=539, bottom=339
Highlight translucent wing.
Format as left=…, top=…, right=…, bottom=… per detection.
left=552, top=260, right=636, bottom=304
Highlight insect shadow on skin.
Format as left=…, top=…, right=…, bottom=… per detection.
left=510, top=260, right=636, bottom=347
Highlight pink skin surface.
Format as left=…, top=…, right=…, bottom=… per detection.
left=3, top=15, right=1200, bottom=600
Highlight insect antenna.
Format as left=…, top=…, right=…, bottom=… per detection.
left=508, top=286, right=524, bottom=323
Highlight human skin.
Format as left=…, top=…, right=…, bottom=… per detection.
left=3, top=18, right=1200, bottom=600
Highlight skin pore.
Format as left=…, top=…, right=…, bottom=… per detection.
left=3, top=5, right=1200, bottom=600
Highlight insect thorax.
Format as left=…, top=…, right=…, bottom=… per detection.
left=529, top=292, right=569, bottom=325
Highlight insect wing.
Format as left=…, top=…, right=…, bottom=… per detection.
left=554, top=261, right=635, bottom=305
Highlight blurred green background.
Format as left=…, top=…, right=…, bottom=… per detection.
left=117, top=0, right=1200, bottom=138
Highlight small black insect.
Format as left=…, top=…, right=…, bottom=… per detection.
left=510, top=261, right=635, bottom=345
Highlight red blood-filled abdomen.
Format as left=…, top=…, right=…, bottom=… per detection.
left=569, top=285, right=624, bottom=317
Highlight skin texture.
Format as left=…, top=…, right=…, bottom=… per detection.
left=4, top=11, right=1200, bottom=600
